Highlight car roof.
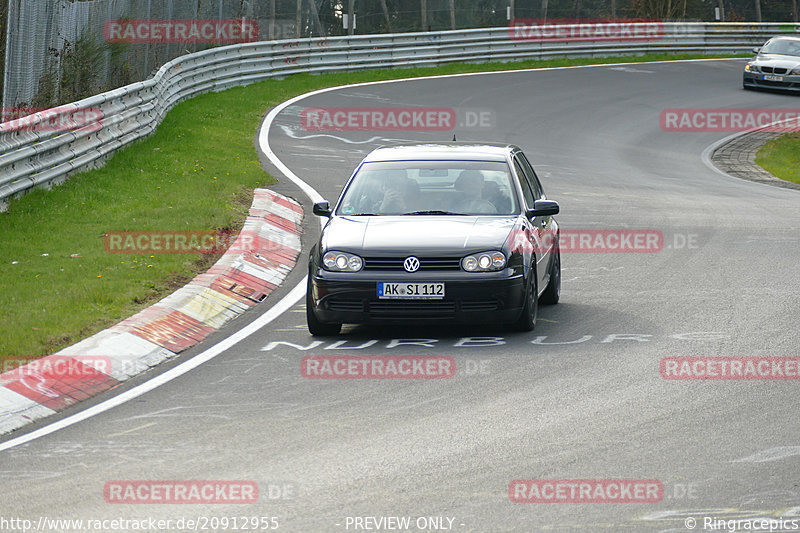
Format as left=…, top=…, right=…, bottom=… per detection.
left=361, top=142, right=520, bottom=163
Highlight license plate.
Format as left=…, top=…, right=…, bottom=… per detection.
left=377, top=282, right=444, bottom=299
left=764, top=74, right=783, bottom=81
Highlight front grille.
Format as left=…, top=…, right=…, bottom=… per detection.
left=363, top=256, right=462, bottom=271
left=369, top=300, right=456, bottom=316
left=326, top=296, right=501, bottom=316
left=460, top=299, right=501, bottom=312
left=760, top=66, right=789, bottom=75
left=327, top=298, right=364, bottom=312
left=757, top=79, right=796, bottom=87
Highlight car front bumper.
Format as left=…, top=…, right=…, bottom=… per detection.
left=309, top=268, right=527, bottom=325
left=743, top=71, right=800, bottom=91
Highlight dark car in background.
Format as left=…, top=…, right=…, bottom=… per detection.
left=743, top=36, right=800, bottom=92
left=306, top=143, right=561, bottom=336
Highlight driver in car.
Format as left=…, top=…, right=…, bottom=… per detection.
left=374, top=171, right=420, bottom=213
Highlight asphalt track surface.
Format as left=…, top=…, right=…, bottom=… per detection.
left=3, top=59, right=800, bottom=533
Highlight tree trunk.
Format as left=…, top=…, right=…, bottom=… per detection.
left=348, top=0, right=355, bottom=35
left=144, top=0, right=152, bottom=78
left=611, top=0, right=617, bottom=18
left=308, top=0, right=325, bottom=37
left=296, top=0, right=302, bottom=37
left=379, top=0, right=391, bottom=30
left=541, top=0, right=549, bottom=22
left=450, top=0, right=455, bottom=29
left=269, top=0, right=275, bottom=39
left=754, top=0, right=762, bottom=22
left=421, top=0, right=427, bottom=31
left=793, top=0, right=799, bottom=21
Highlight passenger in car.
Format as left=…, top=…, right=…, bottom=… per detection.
left=482, top=180, right=512, bottom=213
left=453, top=170, right=498, bottom=214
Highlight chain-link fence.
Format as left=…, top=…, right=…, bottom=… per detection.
left=2, top=0, right=799, bottom=113
left=3, top=0, right=265, bottom=113
left=0, top=2, right=6, bottom=107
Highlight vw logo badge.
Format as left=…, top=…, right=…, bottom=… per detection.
left=403, top=256, right=420, bottom=273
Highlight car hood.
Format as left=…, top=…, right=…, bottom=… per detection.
left=754, top=54, right=800, bottom=69
left=321, top=216, right=518, bottom=253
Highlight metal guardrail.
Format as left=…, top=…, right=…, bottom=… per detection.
left=1, top=22, right=796, bottom=210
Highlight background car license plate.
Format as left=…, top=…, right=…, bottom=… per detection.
left=378, top=282, right=444, bottom=299
left=764, top=74, right=783, bottom=81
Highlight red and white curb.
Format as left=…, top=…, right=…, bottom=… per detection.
left=0, top=189, right=302, bottom=435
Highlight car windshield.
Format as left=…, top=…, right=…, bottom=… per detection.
left=760, top=38, right=800, bottom=56
left=336, top=160, right=519, bottom=216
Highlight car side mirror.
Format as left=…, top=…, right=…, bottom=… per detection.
left=526, top=199, right=560, bottom=218
left=313, top=201, right=331, bottom=217
left=753, top=47, right=761, bottom=54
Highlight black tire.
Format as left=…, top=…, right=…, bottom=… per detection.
left=306, top=278, right=341, bottom=336
left=539, top=246, right=560, bottom=305
left=511, top=265, right=538, bottom=332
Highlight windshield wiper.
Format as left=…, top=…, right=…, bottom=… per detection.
left=406, top=210, right=467, bottom=215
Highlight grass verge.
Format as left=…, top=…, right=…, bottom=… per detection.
left=755, top=132, right=800, bottom=185
left=0, top=52, right=747, bottom=357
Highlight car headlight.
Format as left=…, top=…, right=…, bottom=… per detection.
left=322, top=251, right=363, bottom=272
left=791, top=67, right=800, bottom=75
left=744, top=63, right=760, bottom=73
left=462, top=251, right=506, bottom=272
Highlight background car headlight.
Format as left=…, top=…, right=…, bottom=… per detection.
left=791, top=67, right=800, bottom=75
left=322, top=251, right=363, bottom=272
left=462, top=251, right=506, bottom=272
left=744, top=63, right=760, bottom=73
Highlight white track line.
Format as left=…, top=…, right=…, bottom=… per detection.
left=0, top=57, right=745, bottom=451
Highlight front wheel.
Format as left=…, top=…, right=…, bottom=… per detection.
left=306, top=278, right=341, bottom=336
left=539, top=247, right=560, bottom=305
left=511, top=266, right=538, bottom=332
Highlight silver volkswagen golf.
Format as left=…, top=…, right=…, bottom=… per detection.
left=306, top=143, right=561, bottom=336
